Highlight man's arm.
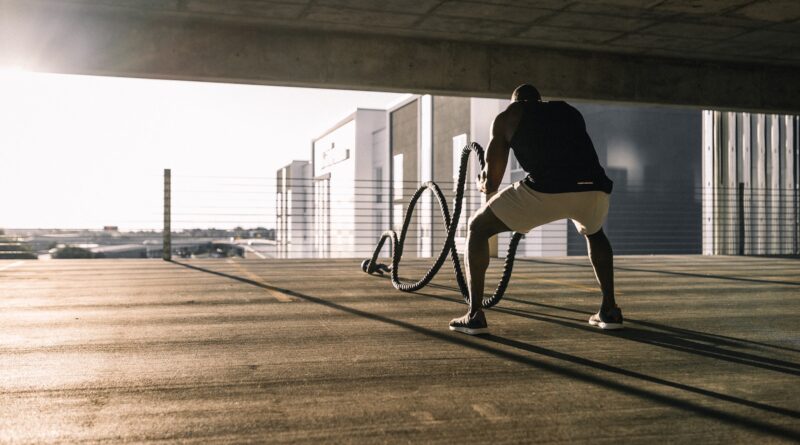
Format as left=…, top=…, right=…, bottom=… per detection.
left=478, top=111, right=511, bottom=194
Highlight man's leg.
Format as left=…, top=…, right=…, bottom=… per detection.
left=586, top=228, right=615, bottom=310
left=449, top=206, right=511, bottom=334
left=466, top=207, right=510, bottom=315
left=586, top=228, right=623, bottom=329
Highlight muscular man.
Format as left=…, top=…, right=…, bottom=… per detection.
left=449, top=84, right=623, bottom=335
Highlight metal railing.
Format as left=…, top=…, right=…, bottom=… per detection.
left=2, top=171, right=796, bottom=260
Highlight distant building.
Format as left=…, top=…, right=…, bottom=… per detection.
left=280, top=96, right=719, bottom=259
left=312, top=109, right=387, bottom=258
left=276, top=160, right=312, bottom=258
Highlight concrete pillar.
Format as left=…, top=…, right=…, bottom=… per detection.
left=418, top=95, right=433, bottom=258
left=702, top=111, right=715, bottom=256
left=163, top=168, right=171, bottom=261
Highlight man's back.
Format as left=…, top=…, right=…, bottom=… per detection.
left=508, top=101, right=612, bottom=193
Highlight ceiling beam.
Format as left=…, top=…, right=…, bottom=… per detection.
left=2, top=2, right=797, bottom=113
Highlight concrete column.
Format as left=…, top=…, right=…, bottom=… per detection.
left=163, top=168, right=171, bottom=261
left=784, top=117, right=798, bottom=254
left=752, top=114, right=767, bottom=255
left=701, top=111, right=715, bottom=256
left=724, top=112, right=738, bottom=254
left=739, top=113, right=752, bottom=254
left=767, top=115, right=781, bottom=253
left=418, top=95, right=433, bottom=258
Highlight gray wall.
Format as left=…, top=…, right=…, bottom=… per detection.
left=390, top=100, right=419, bottom=256
left=432, top=96, right=471, bottom=250
left=569, top=104, right=703, bottom=255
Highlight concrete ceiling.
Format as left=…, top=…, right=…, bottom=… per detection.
left=52, top=0, right=800, bottom=67
left=2, top=0, right=799, bottom=111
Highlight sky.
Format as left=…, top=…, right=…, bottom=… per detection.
left=0, top=69, right=404, bottom=230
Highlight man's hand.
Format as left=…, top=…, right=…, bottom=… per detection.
left=477, top=170, right=488, bottom=194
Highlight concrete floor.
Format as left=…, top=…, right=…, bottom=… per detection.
left=1, top=256, right=799, bottom=444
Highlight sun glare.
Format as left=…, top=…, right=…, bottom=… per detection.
left=0, top=65, right=30, bottom=79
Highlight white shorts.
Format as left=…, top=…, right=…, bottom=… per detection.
left=487, top=181, right=610, bottom=235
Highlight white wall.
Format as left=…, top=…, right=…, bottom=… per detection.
left=312, top=109, right=387, bottom=258
left=314, top=119, right=356, bottom=258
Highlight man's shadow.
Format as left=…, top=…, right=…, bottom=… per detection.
left=168, top=260, right=800, bottom=442
left=419, top=280, right=800, bottom=377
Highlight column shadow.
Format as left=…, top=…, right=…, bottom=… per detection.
left=418, top=280, right=800, bottom=374
left=423, top=279, right=800, bottom=355
left=170, top=260, right=800, bottom=442
left=517, top=257, right=800, bottom=287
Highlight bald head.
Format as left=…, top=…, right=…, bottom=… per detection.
left=511, top=84, right=541, bottom=103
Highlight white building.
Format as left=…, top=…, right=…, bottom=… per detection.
left=312, top=109, right=388, bottom=258
left=276, top=160, right=312, bottom=258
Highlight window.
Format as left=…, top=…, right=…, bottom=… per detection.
left=452, top=134, right=467, bottom=189
left=375, top=166, right=383, bottom=203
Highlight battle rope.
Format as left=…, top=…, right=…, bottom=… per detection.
left=361, top=142, right=523, bottom=308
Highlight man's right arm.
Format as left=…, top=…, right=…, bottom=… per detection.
left=478, top=111, right=511, bottom=194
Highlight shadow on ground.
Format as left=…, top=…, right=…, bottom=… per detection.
left=171, top=260, right=800, bottom=442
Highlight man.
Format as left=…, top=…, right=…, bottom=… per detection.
left=449, top=84, right=622, bottom=335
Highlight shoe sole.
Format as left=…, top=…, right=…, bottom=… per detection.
left=449, top=326, right=489, bottom=335
left=589, top=319, right=624, bottom=330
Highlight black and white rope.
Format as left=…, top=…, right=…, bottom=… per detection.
left=361, top=142, right=523, bottom=308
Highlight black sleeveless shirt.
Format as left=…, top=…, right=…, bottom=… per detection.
left=510, top=101, right=612, bottom=194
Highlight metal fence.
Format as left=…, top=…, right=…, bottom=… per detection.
left=158, top=171, right=796, bottom=259
left=2, top=170, right=796, bottom=260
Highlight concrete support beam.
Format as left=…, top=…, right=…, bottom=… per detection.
left=2, top=1, right=799, bottom=113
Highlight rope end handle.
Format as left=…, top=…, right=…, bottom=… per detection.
left=361, top=259, right=390, bottom=275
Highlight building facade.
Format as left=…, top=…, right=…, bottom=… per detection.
left=275, top=160, right=311, bottom=258
left=702, top=112, right=798, bottom=255
left=311, top=109, right=388, bottom=258
left=278, top=96, right=733, bottom=259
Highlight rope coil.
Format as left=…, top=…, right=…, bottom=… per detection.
left=361, top=142, right=523, bottom=308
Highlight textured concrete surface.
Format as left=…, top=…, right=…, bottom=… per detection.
left=1, top=256, right=799, bottom=443
left=2, top=1, right=799, bottom=112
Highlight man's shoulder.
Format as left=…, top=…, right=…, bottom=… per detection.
left=542, top=101, right=583, bottom=120
left=497, top=102, right=525, bottom=140
left=543, top=100, right=575, bottom=110
left=502, top=101, right=526, bottom=115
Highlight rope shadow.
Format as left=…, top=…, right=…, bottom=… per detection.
left=505, top=297, right=800, bottom=355
left=411, top=287, right=800, bottom=378
left=423, top=279, right=800, bottom=355
left=517, top=257, right=800, bottom=287
left=500, top=305, right=800, bottom=377
left=170, top=260, right=800, bottom=441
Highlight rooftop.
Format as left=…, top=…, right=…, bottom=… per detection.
left=1, top=256, right=799, bottom=442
